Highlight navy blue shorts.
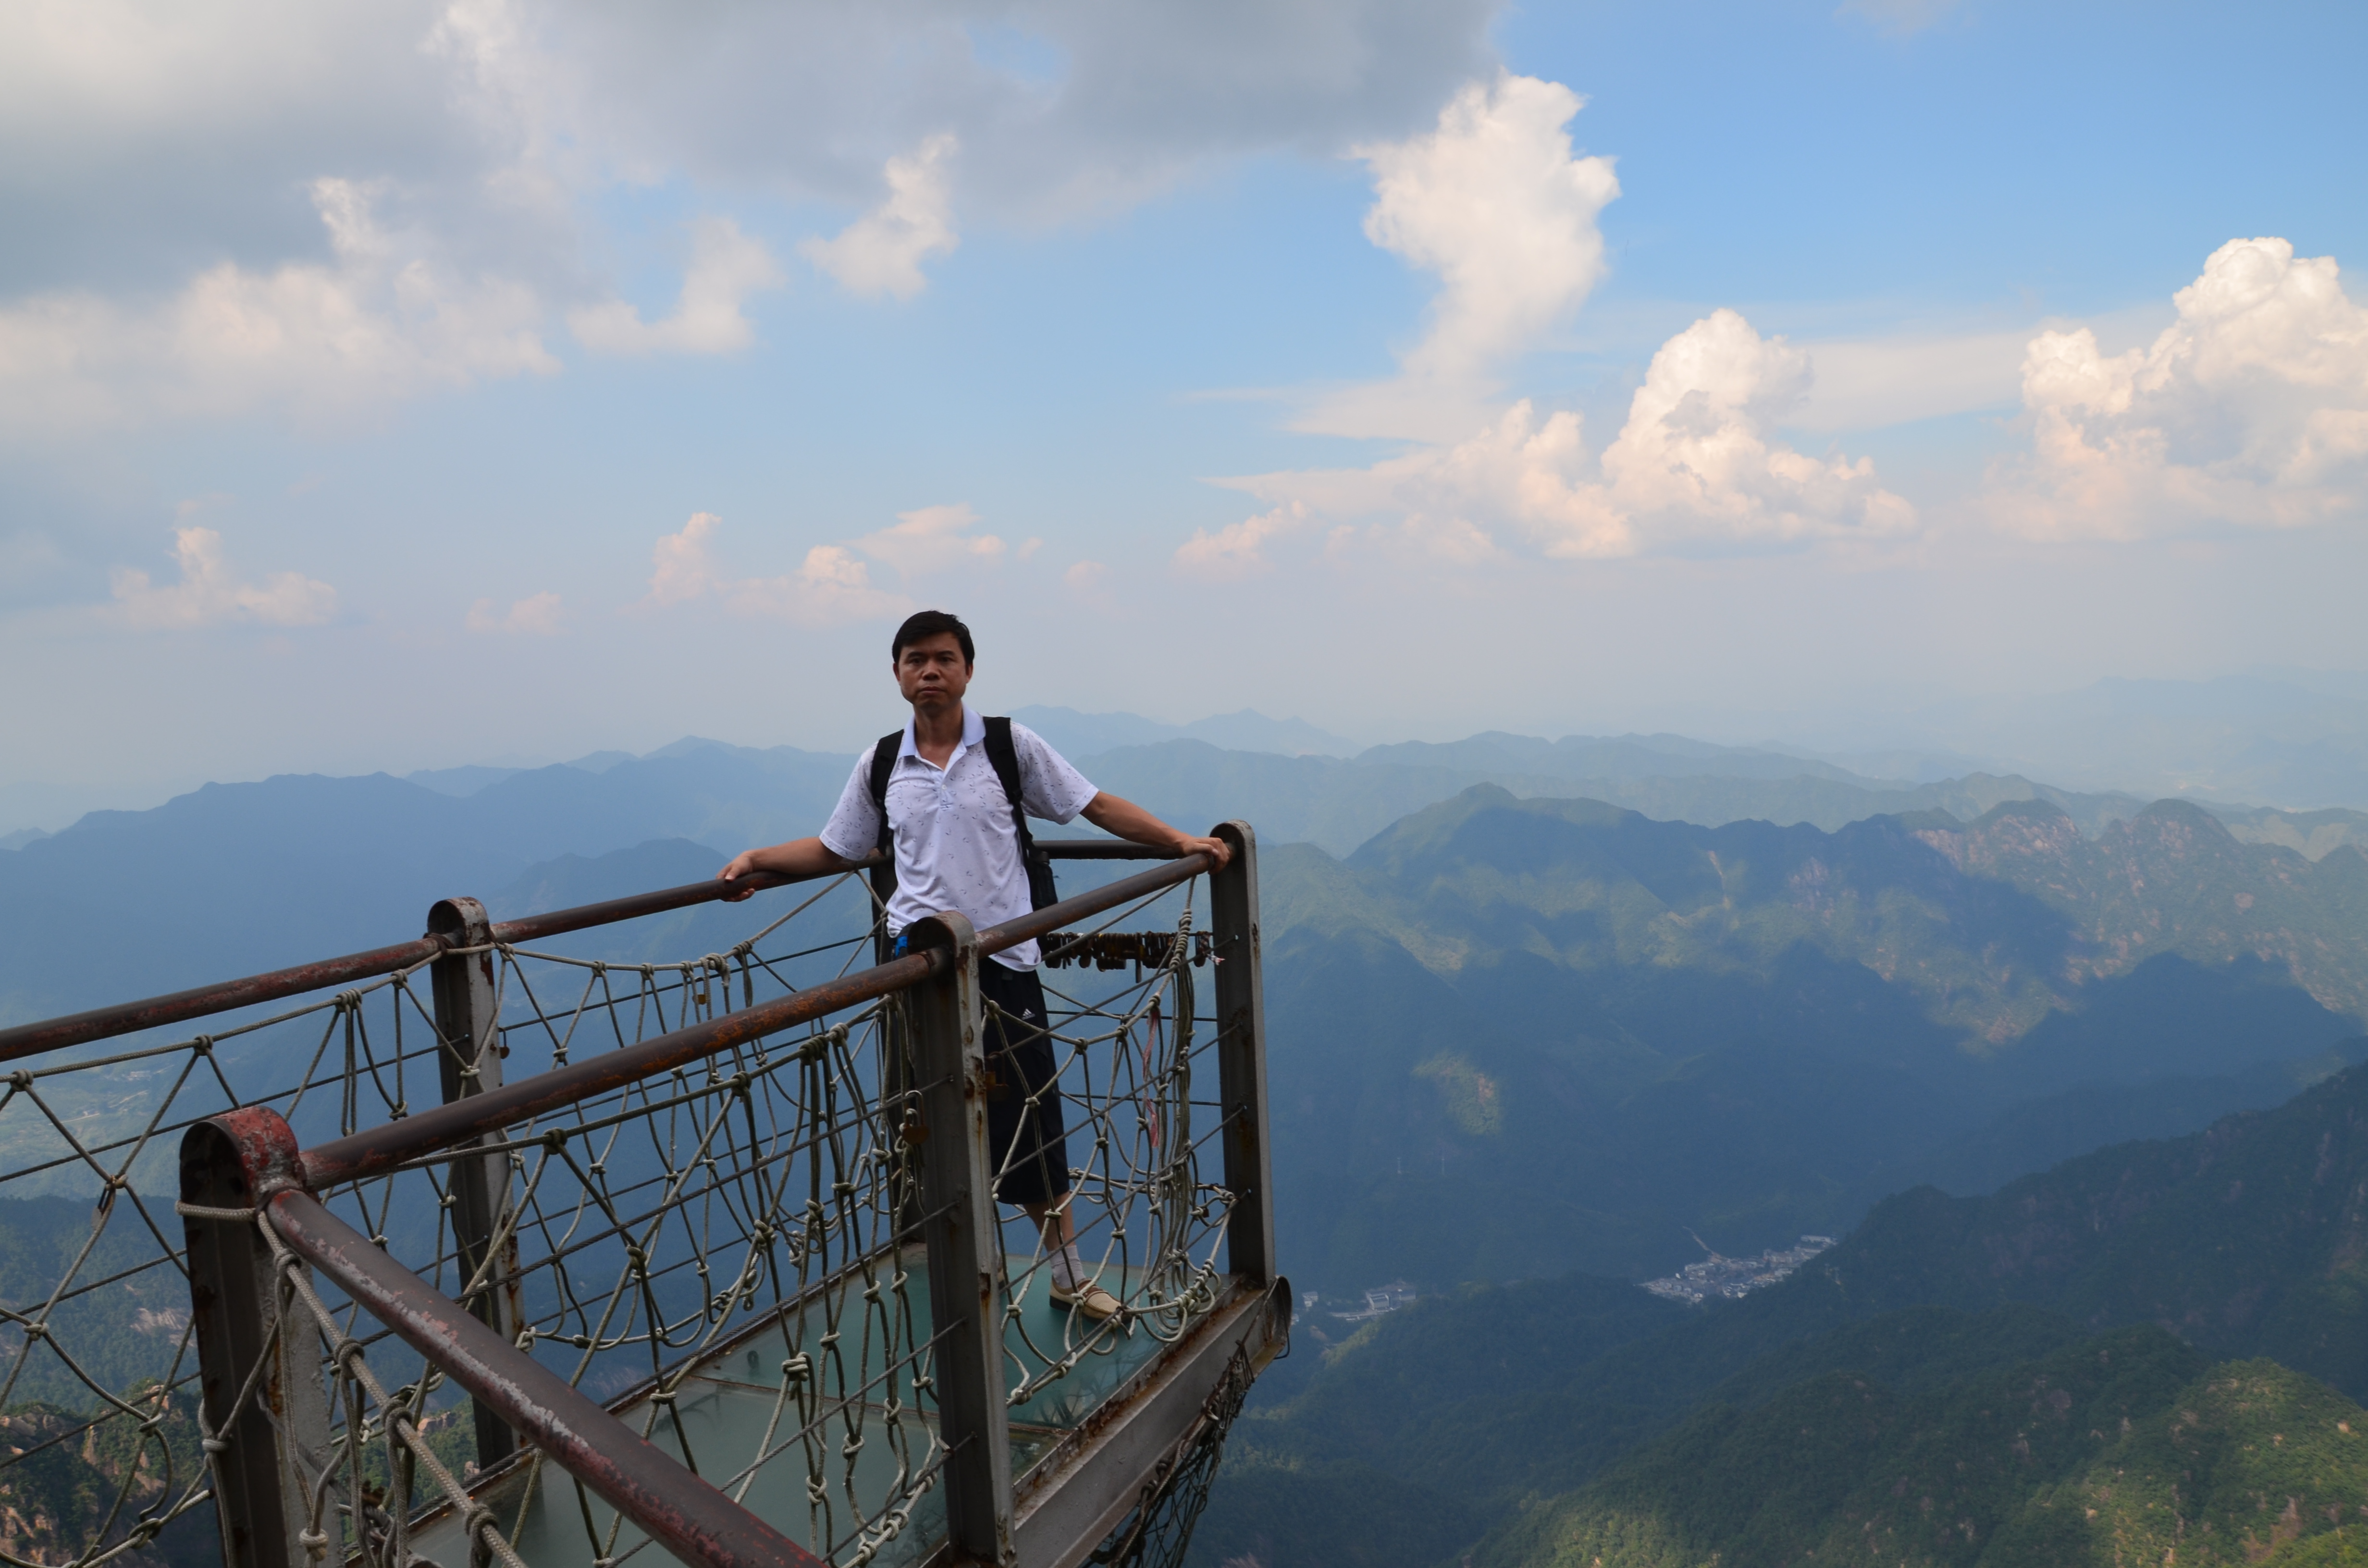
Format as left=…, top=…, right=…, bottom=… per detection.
left=976, top=961, right=1073, bottom=1208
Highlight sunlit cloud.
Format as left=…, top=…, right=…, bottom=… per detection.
left=570, top=217, right=785, bottom=355
left=852, top=502, right=1005, bottom=574
left=1173, top=502, right=1312, bottom=580
left=727, top=546, right=910, bottom=626
left=1988, top=238, right=2368, bottom=540
left=1215, top=310, right=1912, bottom=568
left=466, top=591, right=563, bottom=634
left=801, top=135, right=960, bottom=300
left=0, top=180, right=556, bottom=435
left=642, top=512, right=909, bottom=626
left=1298, top=74, right=1620, bottom=442
left=107, top=527, right=337, bottom=628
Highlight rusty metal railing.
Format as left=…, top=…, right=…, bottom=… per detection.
left=0, top=829, right=1283, bottom=1568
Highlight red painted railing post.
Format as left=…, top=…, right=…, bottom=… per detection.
left=181, top=1110, right=334, bottom=1568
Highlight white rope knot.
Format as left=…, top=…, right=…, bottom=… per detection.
left=175, top=1201, right=260, bottom=1222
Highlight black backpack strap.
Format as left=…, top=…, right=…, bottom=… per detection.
left=867, top=730, right=904, bottom=858
left=983, top=717, right=1059, bottom=911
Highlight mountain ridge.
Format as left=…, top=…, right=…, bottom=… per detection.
left=1195, top=1058, right=2368, bottom=1568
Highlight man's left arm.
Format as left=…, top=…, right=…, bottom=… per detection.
left=1010, top=721, right=1232, bottom=869
left=1078, top=793, right=1233, bottom=870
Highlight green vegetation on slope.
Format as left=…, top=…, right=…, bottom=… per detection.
left=0, top=1384, right=220, bottom=1568
left=1682, top=1052, right=2368, bottom=1409
left=1477, top=1337, right=2368, bottom=1568
left=1196, top=1064, right=2368, bottom=1568
left=1258, top=787, right=2368, bottom=1289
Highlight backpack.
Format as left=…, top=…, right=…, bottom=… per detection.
left=867, top=716, right=1059, bottom=911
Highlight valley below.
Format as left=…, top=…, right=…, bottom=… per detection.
left=5, top=723, right=2368, bottom=1568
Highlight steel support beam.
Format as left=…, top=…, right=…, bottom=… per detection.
left=1209, top=823, right=1275, bottom=1286
left=1010, top=1280, right=1291, bottom=1568
left=904, top=911, right=1014, bottom=1567
left=180, top=1110, right=335, bottom=1568
left=427, top=896, right=521, bottom=1472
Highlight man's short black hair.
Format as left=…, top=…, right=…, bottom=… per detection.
left=892, top=610, right=975, bottom=665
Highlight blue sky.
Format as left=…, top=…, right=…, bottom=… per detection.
left=3, top=0, right=2366, bottom=816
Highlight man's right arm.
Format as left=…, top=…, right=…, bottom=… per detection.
left=716, top=838, right=862, bottom=899
left=719, top=745, right=881, bottom=898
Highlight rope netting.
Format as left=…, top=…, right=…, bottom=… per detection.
left=0, top=863, right=1235, bottom=1568
left=1085, top=1345, right=1254, bottom=1568
left=1000, top=890, right=1233, bottom=1417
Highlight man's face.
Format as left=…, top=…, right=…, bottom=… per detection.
left=894, top=632, right=972, bottom=712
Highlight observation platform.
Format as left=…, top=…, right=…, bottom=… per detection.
left=0, top=828, right=1285, bottom=1568
left=410, top=1259, right=1283, bottom=1568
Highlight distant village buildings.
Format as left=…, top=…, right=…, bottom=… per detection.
left=1641, top=1236, right=1836, bottom=1305
left=1331, top=1280, right=1419, bottom=1323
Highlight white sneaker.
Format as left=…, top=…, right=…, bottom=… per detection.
left=1049, top=1280, right=1123, bottom=1320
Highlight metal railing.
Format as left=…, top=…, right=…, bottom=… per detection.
left=0, top=827, right=1283, bottom=1568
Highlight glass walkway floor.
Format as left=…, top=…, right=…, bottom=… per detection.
left=408, top=1256, right=1211, bottom=1568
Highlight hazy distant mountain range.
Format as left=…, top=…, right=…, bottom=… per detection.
left=9, top=723, right=2367, bottom=1020
left=9, top=666, right=2368, bottom=845
left=8, top=719, right=2368, bottom=1568
left=1900, top=672, right=2368, bottom=808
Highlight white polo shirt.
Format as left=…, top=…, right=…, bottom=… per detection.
left=819, top=708, right=1099, bottom=970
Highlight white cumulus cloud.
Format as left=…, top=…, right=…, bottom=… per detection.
left=1302, top=74, right=1620, bottom=441
left=643, top=512, right=909, bottom=626
left=1990, top=237, right=2368, bottom=540
left=570, top=217, right=785, bottom=355
left=108, top=527, right=337, bottom=628
left=1214, top=310, right=1912, bottom=568
left=1595, top=309, right=1916, bottom=550
left=727, top=546, right=910, bottom=626
left=1173, top=502, right=1314, bottom=580
left=800, top=135, right=960, bottom=300
left=853, top=502, right=1004, bottom=574
left=645, top=511, right=723, bottom=605
left=466, top=590, right=562, bottom=634
left=0, top=179, right=556, bottom=435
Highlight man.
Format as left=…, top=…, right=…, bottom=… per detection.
left=719, top=609, right=1231, bottom=1322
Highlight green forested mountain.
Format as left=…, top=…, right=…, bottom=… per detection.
left=1258, top=786, right=2368, bottom=1289
left=1198, top=1062, right=2368, bottom=1568
left=1481, top=1342, right=2368, bottom=1568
